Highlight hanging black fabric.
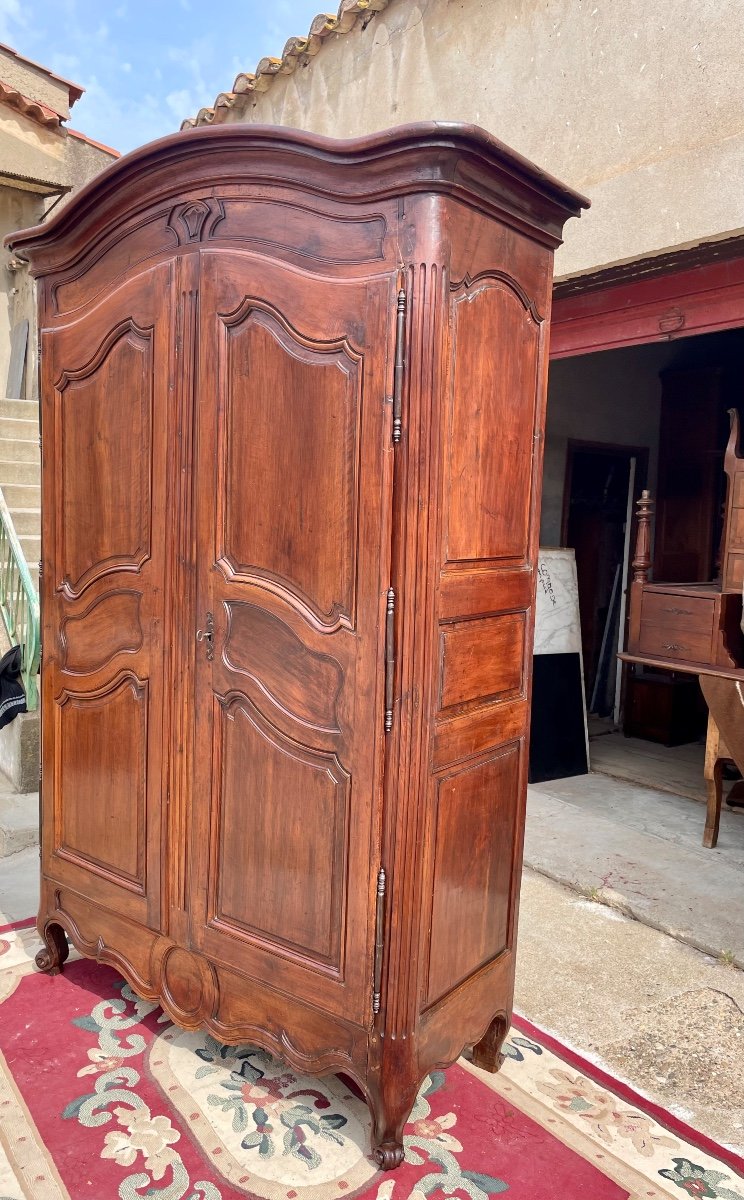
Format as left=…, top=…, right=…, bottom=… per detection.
left=0, top=645, right=27, bottom=729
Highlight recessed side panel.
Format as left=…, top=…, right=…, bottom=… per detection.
left=439, top=612, right=526, bottom=716
left=56, top=674, right=147, bottom=889
left=219, top=305, right=361, bottom=629
left=445, top=281, right=539, bottom=565
left=212, top=697, right=349, bottom=971
left=424, top=745, right=519, bottom=1008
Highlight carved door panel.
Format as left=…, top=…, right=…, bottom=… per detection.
left=190, top=250, right=394, bottom=1026
left=41, top=262, right=172, bottom=929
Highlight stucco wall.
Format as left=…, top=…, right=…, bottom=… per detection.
left=0, top=46, right=71, bottom=120
left=0, top=187, right=45, bottom=394
left=223, top=0, right=744, bottom=279
left=0, top=129, right=115, bottom=399
left=61, top=134, right=117, bottom=200
left=0, top=108, right=67, bottom=188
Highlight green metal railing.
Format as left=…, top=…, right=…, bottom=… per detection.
left=0, top=489, right=39, bottom=709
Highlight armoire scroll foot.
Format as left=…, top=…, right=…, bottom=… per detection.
left=9, top=123, right=585, bottom=1168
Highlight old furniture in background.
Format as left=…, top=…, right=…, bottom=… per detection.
left=623, top=410, right=744, bottom=843
left=622, top=368, right=732, bottom=743
left=9, top=124, right=585, bottom=1167
left=653, top=367, right=726, bottom=584
left=701, top=675, right=744, bottom=848
left=626, top=410, right=744, bottom=678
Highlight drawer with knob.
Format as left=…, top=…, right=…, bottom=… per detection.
left=636, top=590, right=715, bottom=664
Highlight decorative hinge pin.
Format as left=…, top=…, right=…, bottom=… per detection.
left=384, top=588, right=395, bottom=733
left=392, top=289, right=406, bottom=445
left=372, top=867, right=386, bottom=1014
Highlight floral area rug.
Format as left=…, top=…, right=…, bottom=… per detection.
left=0, top=921, right=742, bottom=1200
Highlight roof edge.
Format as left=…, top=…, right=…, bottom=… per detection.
left=66, top=127, right=120, bottom=159
left=0, top=42, right=84, bottom=104
left=179, top=0, right=392, bottom=131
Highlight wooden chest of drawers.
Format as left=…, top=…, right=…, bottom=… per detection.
left=627, top=581, right=743, bottom=672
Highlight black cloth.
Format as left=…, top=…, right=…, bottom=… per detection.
left=0, top=644, right=27, bottom=728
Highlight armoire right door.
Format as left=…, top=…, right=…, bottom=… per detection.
left=189, top=249, right=396, bottom=1028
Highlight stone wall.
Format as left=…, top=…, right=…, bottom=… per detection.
left=219, top=0, right=744, bottom=280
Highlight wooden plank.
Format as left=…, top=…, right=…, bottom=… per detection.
left=551, top=256, right=744, bottom=359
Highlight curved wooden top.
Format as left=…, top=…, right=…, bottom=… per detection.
left=7, top=122, right=589, bottom=272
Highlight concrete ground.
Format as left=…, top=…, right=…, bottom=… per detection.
left=0, top=843, right=37, bottom=923
left=516, top=871, right=744, bottom=1155
left=526, top=772, right=744, bottom=966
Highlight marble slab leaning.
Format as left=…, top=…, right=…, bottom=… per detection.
left=534, top=547, right=583, bottom=657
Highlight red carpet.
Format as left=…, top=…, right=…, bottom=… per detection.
left=0, top=924, right=741, bottom=1199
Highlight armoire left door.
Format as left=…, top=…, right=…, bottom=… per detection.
left=40, top=261, right=173, bottom=931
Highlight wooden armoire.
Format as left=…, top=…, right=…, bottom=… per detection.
left=10, top=124, right=585, bottom=1167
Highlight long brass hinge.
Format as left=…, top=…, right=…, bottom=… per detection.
left=372, top=867, right=386, bottom=1014
left=384, top=587, right=395, bottom=733
left=392, top=288, right=406, bottom=444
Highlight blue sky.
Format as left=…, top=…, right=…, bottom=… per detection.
left=0, top=0, right=328, bottom=153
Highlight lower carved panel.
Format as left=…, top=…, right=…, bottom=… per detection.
left=40, top=882, right=369, bottom=1086
left=213, top=696, right=349, bottom=969
left=55, top=673, right=147, bottom=889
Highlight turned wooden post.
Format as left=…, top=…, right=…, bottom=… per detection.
left=631, top=489, right=654, bottom=583
left=718, top=408, right=742, bottom=585
left=725, top=406, right=741, bottom=474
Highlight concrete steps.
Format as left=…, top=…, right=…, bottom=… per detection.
left=0, top=397, right=40, bottom=588
left=0, top=399, right=37, bottom=420
left=1, top=484, right=40, bottom=507
left=0, top=460, right=39, bottom=485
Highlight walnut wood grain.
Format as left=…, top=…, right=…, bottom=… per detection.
left=14, top=123, right=585, bottom=1169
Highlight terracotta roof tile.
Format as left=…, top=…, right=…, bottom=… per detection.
left=0, top=79, right=62, bottom=127
left=66, top=127, right=120, bottom=158
left=180, top=0, right=391, bottom=130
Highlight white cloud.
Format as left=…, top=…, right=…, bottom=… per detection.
left=0, top=0, right=25, bottom=44
left=164, top=87, right=194, bottom=121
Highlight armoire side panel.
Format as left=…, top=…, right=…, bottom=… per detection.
left=439, top=612, right=526, bottom=714
left=445, top=282, right=539, bottom=565
left=424, top=745, right=519, bottom=1006
left=423, top=241, right=547, bottom=1015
